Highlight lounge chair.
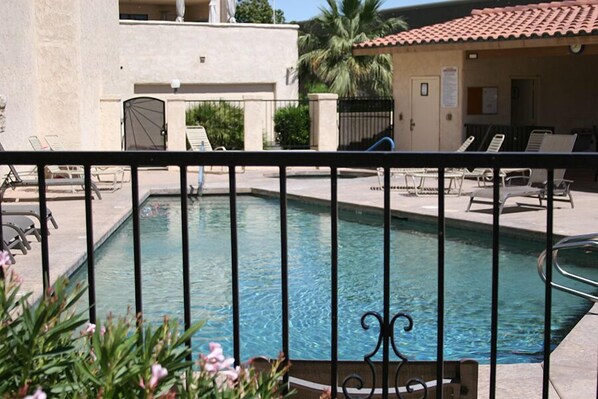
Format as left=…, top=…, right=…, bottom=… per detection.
left=0, top=144, right=103, bottom=200
left=2, top=203, right=58, bottom=229
left=375, top=136, right=475, bottom=191
left=3, top=215, right=41, bottom=247
left=253, top=358, right=478, bottom=399
left=480, top=129, right=553, bottom=185
left=461, top=134, right=505, bottom=186
left=466, top=134, right=577, bottom=214
left=186, top=126, right=232, bottom=173
left=43, top=135, right=126, bottom=192
left=2, top=225, right=29, bottom=263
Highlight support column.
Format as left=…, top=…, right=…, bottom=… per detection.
left=166, top=97, right=187, bottom=151
left=99, top=96, right=122, bottom=150
left=308, top=93, right=339, bottom=151
left=243, top=94, right=269, bottom=151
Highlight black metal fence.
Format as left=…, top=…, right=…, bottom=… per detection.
left=1, top=150, right=597, bottom=399
left=338, top=98, right=394, bottom=151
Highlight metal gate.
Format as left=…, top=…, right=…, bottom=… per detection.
left=337, top=97, right=394, bottom=151
left=123, top=97, right=167, bottom=150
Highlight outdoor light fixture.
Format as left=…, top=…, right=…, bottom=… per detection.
left=467, top=52, right=478, bottom=60
left=170, top=79, right=181, bottom=94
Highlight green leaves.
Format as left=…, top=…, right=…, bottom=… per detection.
left=186, top=101, right=244, bottom=150
left=0, top=263, right=293, bottom=398
left=299, top=0, right=408, bottom=97
left=274, top=105, right=311, bottom=149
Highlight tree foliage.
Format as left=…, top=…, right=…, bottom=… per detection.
left=298, top=0, right=407, bottom=97
left=235, top=0, right=286, bottom=24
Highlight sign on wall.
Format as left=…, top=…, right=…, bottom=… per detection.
left=441, top=66, right=458, bottom=108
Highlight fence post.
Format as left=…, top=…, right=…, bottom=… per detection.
left=243, top=94, right=268, bottom=151
left=308, top=93, right=338, bottom=151
left=166, top=97, right=187, bottom=152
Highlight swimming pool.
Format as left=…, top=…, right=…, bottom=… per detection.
left=72, top=195, right=597, bottom=364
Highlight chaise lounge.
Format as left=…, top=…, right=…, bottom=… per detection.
left=466, top=134, right=577, bottom=214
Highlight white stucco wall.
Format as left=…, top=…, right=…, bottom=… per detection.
left=118, top=21, right=299, bottom=101
left=0, top=0, right=37, bottom=150
left=393, top=50, right=464, bottom=151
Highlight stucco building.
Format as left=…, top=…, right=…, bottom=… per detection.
left=355, top=0, right=598, bottom=152
left=0, top=0, right=299, bottom=151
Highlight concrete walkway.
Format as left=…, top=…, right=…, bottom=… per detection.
left=3, top=167, right=596, bottom=398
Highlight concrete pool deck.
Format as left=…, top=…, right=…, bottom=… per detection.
left=3, top=167, right=596, bottom=398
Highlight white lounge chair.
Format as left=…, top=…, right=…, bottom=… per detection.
left=461, top=133, right=505, bottom=186
left=466, top=134, right=577, bottom=214
left=186, top=126, right=235, bottom=174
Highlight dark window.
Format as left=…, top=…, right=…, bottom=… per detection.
left=119, top=13, right=148, bottom=20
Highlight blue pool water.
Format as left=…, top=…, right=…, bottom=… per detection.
left=72, top=196, right=597, bottom=364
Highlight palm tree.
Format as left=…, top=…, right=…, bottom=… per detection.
left=298, top=0, right=407, bottom=97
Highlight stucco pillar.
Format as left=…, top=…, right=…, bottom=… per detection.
left=308, top=93, right=339, bottom=151
left=166, top=97, right=187, bottom=151
left=243, top=94, right=268, bottom=151
left=99, top=96, right=122, bottom=150
left=0, top=95, right=6, bottom=134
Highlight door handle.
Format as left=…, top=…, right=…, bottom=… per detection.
left=410, top=119, right=416, bottom=132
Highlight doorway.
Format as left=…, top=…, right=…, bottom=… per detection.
left=410, top=77, right=440, bottom=151
left=511, top=79, right=537, bottom=126
left=123, top=97, right=167, bottom=150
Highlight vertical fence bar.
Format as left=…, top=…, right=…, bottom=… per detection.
left=330, top=167, right=339, bottom=398
left=436, top=168, right=445, bottom=399
left=130, top=165, right=143, bottom=325
left=383, top=166, right=391, bottom=399
left=0, top=198, right=4, bottom=278
left=489, top=167, right=501, bottom=399
left=37, top=166, right=50, bottom=290
left=229, top=168, right=241, bottom=365
left=84, top=166, right=96, bottom=324
left=180, top=167, right=192, bottom=359
left=279, top=166, right=289, bottom=381
left=542, top=170, right=554, bottom=399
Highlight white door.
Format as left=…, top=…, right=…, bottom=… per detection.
left=410, top=77, right=440, bottom=151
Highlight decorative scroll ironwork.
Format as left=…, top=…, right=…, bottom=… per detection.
left=342, top=311, right=428, bottom=399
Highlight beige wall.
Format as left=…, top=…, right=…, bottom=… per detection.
left=119, top=21, right=299, bottom=102
left=392, top=47, right=598, bottom=151
left=393, top=50, right=464, bottom=151
left=463, top=53, right=598, bottom=134
left=119, top=3, right=209, bottom=22
left=0, top=0, right=38, bottom=151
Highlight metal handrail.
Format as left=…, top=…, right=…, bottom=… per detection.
left=366, top=137, right=395, bottom=151
left=537, top=233, right=598, bottom=302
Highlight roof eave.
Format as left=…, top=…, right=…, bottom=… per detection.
left=353, top=34, right=598, bottom=56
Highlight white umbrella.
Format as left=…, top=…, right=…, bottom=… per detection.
left=209, top=0, right=218, bottom=23
left=175, top=0, right=185, bottom=22
left=227, top=0, right=236, bottom=23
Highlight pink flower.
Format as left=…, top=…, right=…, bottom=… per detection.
left=85, top=323, right=96, bottom=334
left=149, top=364, right=168, bottom=389
left=24, top=388, right=47, bottom=399
left=0, top=251, right=11, bottom=267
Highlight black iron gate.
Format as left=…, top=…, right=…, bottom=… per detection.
left=337, top=97, right=394, bottom=151
left=123, top=97, right=167, bottom=150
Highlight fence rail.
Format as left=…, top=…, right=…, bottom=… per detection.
left=1, top=150, right=597, bottom=399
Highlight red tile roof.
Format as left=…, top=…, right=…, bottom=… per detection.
left=355, top=0, right=598, bottom=50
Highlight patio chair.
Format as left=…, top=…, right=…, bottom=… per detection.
left=374, top=136, right=475, bottom=190
left=3, top=215, right=41, bottom=248
left=43, top=135, right=126, bottom=191
left=28, top=136, right=85, bottom=183
left=2, top=224, right=29, bottom=263
left=460, top=133, right=505, bottom=186
left=466, top=134, right=577, bottom=214
left=2, top=203, right=58, bottom=229
left=480, top=129, right=552, bottom=185
left=253, top=358, right=478, bottom=399
left=186, top=126, right=234, bottom=173
left=0, top=142, right=103, bottom=199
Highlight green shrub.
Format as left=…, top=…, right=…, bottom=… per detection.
left=274, top=105, right=311, bottom=150
left=186, top=101, right=244, bottom=150
left=0, top=254, right=293, bottom=398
